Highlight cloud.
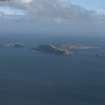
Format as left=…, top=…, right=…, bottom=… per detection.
left=0, top=0, right=32, bottom=7
left=0, top=0, right=105, bottom=37
left=20, top=0, right=95, bottom=21
left=0, top=6, right=25, bottom=16
left=1, top=0, right=105, bottom=23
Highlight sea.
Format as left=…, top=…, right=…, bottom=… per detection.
left=0, top=34, right=105, bottom=105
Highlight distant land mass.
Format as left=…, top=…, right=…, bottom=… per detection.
left=32, top=44, right=72, bottom=56
left=0, top=42, right=99, bottom=56
left=32, top=44, right=98, bottom=56
left=0, top=42, right=24, bottom=48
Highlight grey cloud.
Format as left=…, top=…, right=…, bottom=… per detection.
left=0, top=0, right=105, bottom=22
left=22, top=0, right=95, bottom=21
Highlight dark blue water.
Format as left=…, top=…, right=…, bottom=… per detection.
left=0, top=35, right=105, bottom=105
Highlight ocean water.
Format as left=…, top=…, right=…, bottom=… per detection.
left=0, top=35, right=105, bottom=105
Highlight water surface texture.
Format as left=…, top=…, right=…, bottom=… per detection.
left=0, top=35, right=105, bottom=105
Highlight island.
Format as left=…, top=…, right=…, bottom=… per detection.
left=13, top=43, right=24, bottom=48
left=1, top=43, right=25, bottom=48
left=32, top=44, right=97, bottom=56
left=0, top=42, right=98, bottom=56
left=32, top=44, right=72, bottom=56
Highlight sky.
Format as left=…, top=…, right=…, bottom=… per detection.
left=70, top=0, right=105, bottom=16
left=0, top=0, right=105, bottom=35
left=0, top=0, right=105, bottom=15
left=71, top=0, right=105, bottom=12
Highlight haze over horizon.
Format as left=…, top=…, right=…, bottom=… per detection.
left=0, top=0, right=105, bottom=36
